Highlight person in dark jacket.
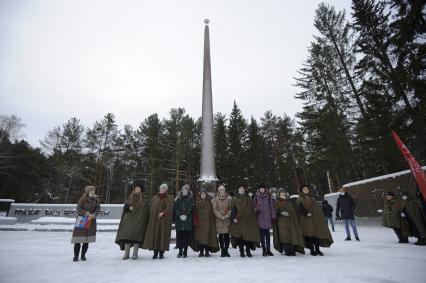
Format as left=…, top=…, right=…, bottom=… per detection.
left=174, top=184, right=194, bottom=258
left=336, top=187, right=359, bottom=241
left=322, top=200, right=335, bottom=232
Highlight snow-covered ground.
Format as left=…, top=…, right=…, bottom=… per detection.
left=0, top=225, right=425, bottom=283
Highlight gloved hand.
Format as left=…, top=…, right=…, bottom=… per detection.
left=400, top=212, right=406, bottom=218
left=233, top=218, right=238, bottom=223
left=307, top=213, right=312, bottom=217
left=281, top=211, right=289, bottom=217
left=129, top=206, right=134, bottom=211
left=180, top=215, right=187, bottom=221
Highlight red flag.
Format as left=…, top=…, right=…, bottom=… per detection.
left=392, top=131, right=426, bottom=200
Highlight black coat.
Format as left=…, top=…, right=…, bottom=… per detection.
left=336, top=194, right=357, bottom=219
left=322, top=203, right=333, bottom=218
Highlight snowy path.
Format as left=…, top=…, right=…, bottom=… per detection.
left=0, top=225, right=425, bottom=283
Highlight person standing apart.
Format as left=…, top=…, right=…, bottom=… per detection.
left=336, top=188, right=359, bottom=241
left=71, top=186, right=100, bottom=262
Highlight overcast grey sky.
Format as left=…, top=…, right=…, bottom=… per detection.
left=0, top=0, right=352, bottom=147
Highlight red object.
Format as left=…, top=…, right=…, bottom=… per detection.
left=193, top=209, right=200, bottom=226
left=84, top=218, right=92, bottom=229
left=392, top=131, right=426, bottom=200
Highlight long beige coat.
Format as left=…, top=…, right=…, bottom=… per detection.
left=211, top=196, right=232, bottom=234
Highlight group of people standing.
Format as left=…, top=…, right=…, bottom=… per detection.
left=71, top=182, right=336, bottom=261
left=382, top=190, right=426, bottom=245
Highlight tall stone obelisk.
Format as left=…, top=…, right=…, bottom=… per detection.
left=199, top=19, right=217, bottom=195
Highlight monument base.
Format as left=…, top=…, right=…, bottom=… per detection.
left=198, top=179, right=217, bottom=197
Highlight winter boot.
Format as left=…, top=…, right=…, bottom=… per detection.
left=183, top=247, right=188, bottom=258
left=266, top=249, right=274, bottom=256
left=315, top=246, right=324, bottom=256
left=262, top=247, right=267, bottom=257
left=205, top=248, right=211, bottom=257
left=355, top=236, right=360, bottom=241
left=123, top=243, right=131, bottom=260
left=152, top=250, right=159, bottom=259
left=345, top=237, right=351, bottom=241
left=177, top=248, right=183, bottom=258
left=238, top=243, right=245, bottom=258
left=159, top=251, right=164, bottom=259
left=199, top=246, right=205, bottom=257
left=81, top=243, right=88, bottom=261
left=73, top=244, right=80, bottom=262
left=245, top=247, right=253, bottom=258
left=132, top=243, right=139, bottom=259
left=414, top=238, right=426, bottom=246
left=224, top=235, right=231, bottom=257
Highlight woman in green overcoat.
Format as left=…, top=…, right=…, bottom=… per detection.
left=273, top=188, right=305, bottom=256
left=229, top=186, right=260, bottom=258
left=192, top=189, right=219, bottom=257
left=142, top=183, right=174, bottom=259
left=296, top=185, right=333, bottom=256
left=115, top=183, right=150, bottom=260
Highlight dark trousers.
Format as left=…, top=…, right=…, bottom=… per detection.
left=236, top=238, right=251, bottom=253
left=176, top=230, right=191, bottom=249
left=73, top=243, right=88, bottom=257
left=218, top=233, right=230, bottom=250
left=259, top=229, right=271, bottom=250
left=304, top=236, right=320, bottom=252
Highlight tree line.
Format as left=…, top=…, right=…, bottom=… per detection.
left=1, top=0, right=424, bottom=203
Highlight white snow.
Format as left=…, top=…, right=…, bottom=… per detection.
left=31, top=217, right=120, bottom=225
left=343, top=166, right=426, bottom=188
left=0, top=226, right=425, bottom=283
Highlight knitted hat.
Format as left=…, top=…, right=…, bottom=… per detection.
left=84, top=186, right=96, bottom=194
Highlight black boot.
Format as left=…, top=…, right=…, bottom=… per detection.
left=266, top=249, right=274, bottom=256
left=159, top=251, right=164, bottom=259
left=81, top=243, right=88, bottom=261
left=183, top=247, right=188, bottom=258
left=246, top=247, right=253, bottom=258
left=177, top=248, right=182, bottom=258
left=238, top=242, right=245, bottom=257
left=199, top=246, right=204, bottom=257
left=219, top=235, right=225, bottom=257
left=224, top=234, right=231, bottom=257
left=345, top=237, right=351, bottom=241
left=205, top=248, right=210, bottom=257
left=262, top=247, right=267, bottom=257
left=314, top=239, right=323, bottom=256
left=73, top=244, right=80, bottom=262
left=414, top=238, right=426, bottom=246
left=152, top=250, right=159, bottom=259
left=355, top=236, right=360, bottom=241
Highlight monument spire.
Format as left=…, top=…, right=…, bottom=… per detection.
left=199, top=19, right=217, bottom=193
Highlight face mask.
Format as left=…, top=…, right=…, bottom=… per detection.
left=402, top=196, right=408, bottom=200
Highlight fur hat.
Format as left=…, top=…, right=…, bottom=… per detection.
left=84, top=186, right=96, bottom=194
